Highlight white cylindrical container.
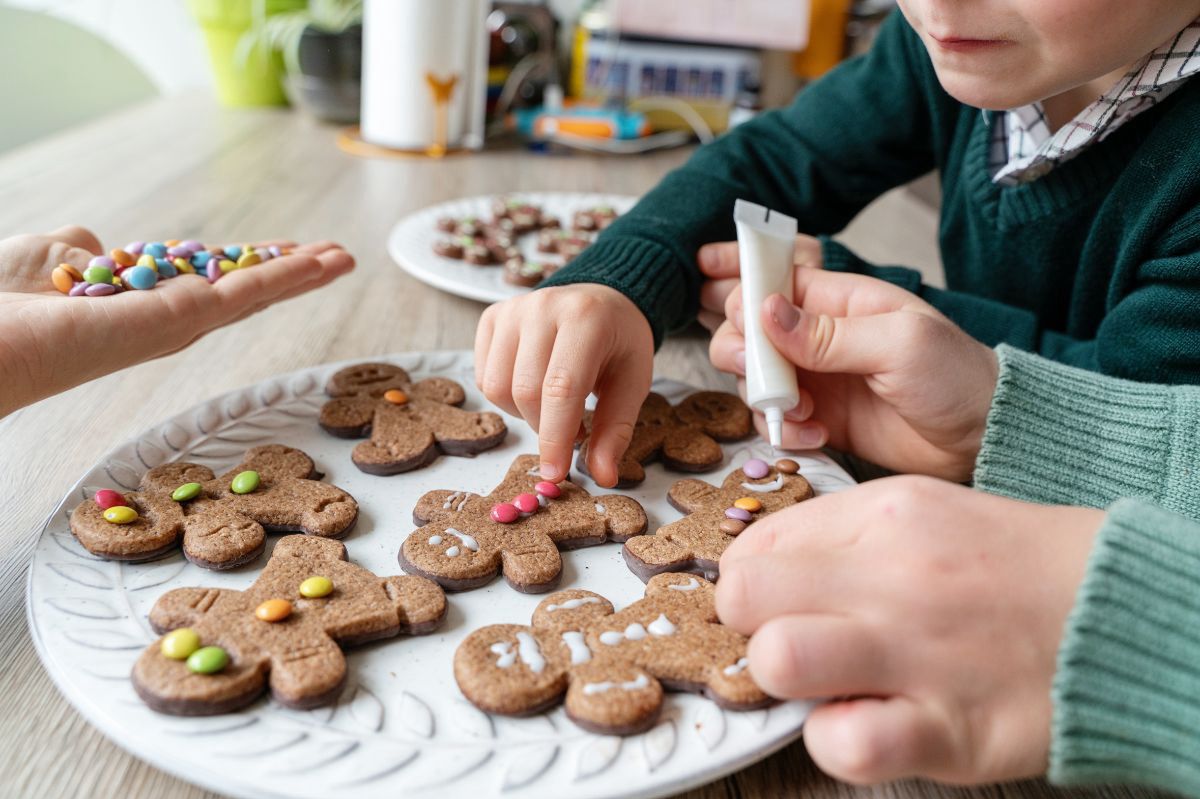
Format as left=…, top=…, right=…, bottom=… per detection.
left=734, top=199, right=800, bottom=447
left=361, top=0, right=488, bottom=151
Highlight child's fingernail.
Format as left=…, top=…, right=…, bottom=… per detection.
left=770, top=298, right=800, bottom=331
left=540, top=462, right=560, bottom=481
left=733, top=349, right=746, bottom=374
left=795, top=424, right=823, bottom=449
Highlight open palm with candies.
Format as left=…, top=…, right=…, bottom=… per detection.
left=0, top=225, right=355, bottom=419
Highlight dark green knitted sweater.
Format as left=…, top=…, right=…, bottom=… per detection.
left=541, top=10, right=1200, bottom=383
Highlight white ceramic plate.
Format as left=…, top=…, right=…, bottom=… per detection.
left=387, top=192, right=638, bottom=304
left=27, top=351, right=856, bottom=799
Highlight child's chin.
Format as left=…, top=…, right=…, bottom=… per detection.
left=933, top=70, right=1040, bottom=112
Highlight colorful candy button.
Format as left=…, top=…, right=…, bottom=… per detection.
left=255, top=598, right=293, bottom=622
left=88, top=255, right=116, bottom=269
left=299, top=576, right=333, bottom=598
left=224, top=245, right=243, bottom=260
left=136, top=253, right=157, bottom=269
left=83, top=265, right=113, bottom=285
left=206, top=261, right=223, bottom=283
left=84, top=283, right=116, bottom=297
left=143, top=243, right=167, bottom=258
left=68, top=282, right=88, bottom=297
left=230, top=470, right=260, bottom=494
left=383, top=389, right=408, bottom=405
left=110, top=248, right=136, bottom=267
left=187, top=645, right=229, bottom=674
left=237, top=251, right=262, bottom=269
left=125, top=265, right=158, bottom=290
left=171, top=482, right=202, bottom=502
left=743, top=458, right=770, bottom=479
left=533, top=481, right=561, bottom=499
left=52, top=264, right=83, bottom=294
left=94, top=489, right=127, bottom=510
left=217, top=258, right=238, bottom=274
left=103, top=506, right=138, bottom=524
left=175, top=258, right=195, bottom=274
left=513, top=493, right=539, bottom=513
left=775, top=459, right=800, bottom=474
left=720, top=519, right=747, bottom=535
left=733, top=497, right=763, bottom=513
left=160, top=628, right=201, bottom=660
left=491, top=502, right=519, bottom=524
left=725, top=507, right=752, bottom=522
left=125, top=241, right=146, bottom=256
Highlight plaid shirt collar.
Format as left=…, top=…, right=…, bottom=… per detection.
left=989, top=19, right=1200, bottom=185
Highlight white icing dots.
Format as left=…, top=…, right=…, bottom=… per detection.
left=583, top=674, right=649, bottom=696
left=646, top=613, right=676, bottom=637
left=561, top=631, right=591, bottom=664
left=427, top=535, right=443, bottom=545
left=442, top=491, right=464, bottom=509
left=491, top=641, right=516, bottom=668
left=445, top=546, right=461, bottom=557
left=594, top=502, right=606, bottom=514
left=490, top=632, right=545, bottom=673
left=445, top=527, right=480, bottom=551
left=668, top=577, right=701, bottom=592
left=723, top=657, right=750, bottom=676
left=741, top=475, right=784, bottom=493
left=546, top=596, right=601, bottom=612
left=599, top=622, right=647, bottom=645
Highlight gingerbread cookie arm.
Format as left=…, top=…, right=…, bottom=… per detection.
left=421, top=402, right=508, bottom=456
left=140, top=462, right=217, bottom=494
left=660, top=429, right=724, bottom=473
left=223, top=444, right=319, bottom=481
left=147, top=586, right=232, bottom=633
left=351, top=403, right=438, bottom=475
left=384, top=575, right=448, bottom=634
left=226, top=479, right=358, bottom=539
left=595, top=494, right=649, bottom=541
left=622, top=534, right=703, bottom=583
left=408, top=377, right=466, bottom=406
left=319, top=395, right=379, bottom=438
left=665, top=478, right=721, bottom=514
left=412, top=489, right=479, bottom=525
left=181, top=505, right=266, bottom=570
left=644, top=573, right=718, bottom=618
left=673, top=392, right=753, bottom=441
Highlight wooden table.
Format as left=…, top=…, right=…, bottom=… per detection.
left=0, top=95, right=1154, bottom=799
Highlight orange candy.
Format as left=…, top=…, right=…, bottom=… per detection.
left=733, top=497, right=763, bottom=513
left=110, top=248, right=136, bottom=267
left=384, top=389, right=408, bottom=405
left=51, top=264, right=82, bottom=294
left=164, top=239, right=181, bottom=247
left=254, top=598, right=293, bottom=623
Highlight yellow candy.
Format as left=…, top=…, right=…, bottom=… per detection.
left=103, top=506, right=138, bottom=524
left=299, top=576, right=333, bottom=598
left=255, top=598, right=293, bottom=622
left=237, top=251, right=262, bottom=269
left=137, top=254, right=157, bottom=269
left=111, top=276, right=122, bottom=286
left=733, top=497, right=762, bottom=513
left=218, top=259, right=237, bottom=274
left=160, top=628, right=201, bottom=660
left=175, top=258, right=195, bottom=274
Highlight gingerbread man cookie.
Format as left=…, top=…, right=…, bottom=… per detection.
left=319, top=362, right=508, bottom=475
left=623, top=458, right=813, bottom=582
left=132, top=535, right=447, bottom=715
left=454, top=572, right=770, bottom=735
left=71, top=445, right=358, bottom=570
left=576, top=391, right=753, bottom=487
left=399, top=454, right=647, bottom=593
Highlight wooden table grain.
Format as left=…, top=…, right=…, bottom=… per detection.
left=0, top=95, right=1156, bottom=799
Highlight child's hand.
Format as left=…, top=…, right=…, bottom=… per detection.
left=475, top=284, right=654, bottom=487
left=718, top=476, right=1104, bottom=785
left=0, top=226, right=354, bottom=418
left=710, top=268, right=998, bottom=481
left=696, top=233, right=823, bottom=332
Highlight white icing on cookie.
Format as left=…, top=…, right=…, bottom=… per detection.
left=723, top=657, right=750, bottom=676
left=537, top=494, right=549, bottom=508
left=583, top=674, right=650, bottom=695
left=427, top=535, right=443, bottom=545
left=647, top=613, right=676, bottom=637
left=546, top=596, right=601, bottom=612
left=490, top=641, right=516, bottom=668
left=516, top=631, right=545, bottom=673
left=442, top=491, right=463, bottom=509
left=741, top=475, right=785, bottom=493
left=445, top=546, right=461, bottom=557
left=445, top=527, right=479, bottom=551
left=668, top=577, right=701, bottom=592
left=561, top=631, right=591, bottom=664
left=599, top=623, right=647, bottom=645
left=594, top=502, right=606, bottom=514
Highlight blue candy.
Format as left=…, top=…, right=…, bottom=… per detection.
left=157, top=260, right=179, bottom=278
left=224, top=245, right=243, bottom=260
left=192, top=251, right=213, bottom=268
left=144, top=242, right=167, bottom=258
left=125, top=265, right=158, bottom=290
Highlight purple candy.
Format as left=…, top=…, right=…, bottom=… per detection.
left=180, top=239, right=204, bottom=251
left=743, top=458, right=770, bottom=479
left=167, top=245, right=194, bottom=258
left=206, top=261, right=222, bottom=283
left=725, top=507, right=753, bottom=522
left=84, top=282, right=116, bottom=296
left=124, top=241, right=145, bottom=256
left=268, top=245, right=282, bottom=258
left=68, top=281, right=88, bottom=296
left=88, top=255, right=115, bottom=269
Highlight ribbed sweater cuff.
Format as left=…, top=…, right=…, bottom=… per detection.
left=538, top=236, right=689, bottom=350
left=974, top=345, right=1200, bottom=519
left=1051, top=498, right=1200, bottom=794
left=818, top=237, right=924, bottom=294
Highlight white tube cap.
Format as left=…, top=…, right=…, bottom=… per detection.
left=765, top=406, right=784, bottom=448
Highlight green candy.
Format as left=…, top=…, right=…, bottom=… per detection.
left=230, top=470, right=260, bottom=494
left=171, top=482, right=202, bottom=502
left=83, top=265, right=113, bottom=285
left=186, top=645, right=229, bottom=675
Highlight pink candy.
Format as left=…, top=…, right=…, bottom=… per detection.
left=513, top=493, right=539, bottom=513
left=94, top=489, right=127, bottom=510
left=490, top=502, right=519, bottom=524
left=534, top=481, right=561, bottom=499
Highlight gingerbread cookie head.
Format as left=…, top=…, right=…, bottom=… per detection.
left=399, top=454, right=648, bottom=593
left=70, top=444, right=359, bottom=570
left=319, top=362, right=508, bottom=475
left=132, top=535, right=447, bottom=715
left=577, top=391, right=753, bottom=487
left=623, top=458, right=812, bottom=582
left=453, top=573, right=769, bottom=735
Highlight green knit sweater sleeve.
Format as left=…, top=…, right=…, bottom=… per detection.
left=973, top=345, right=1200, bottom=518
left=539, top=9, right=943, bottom=347
left=1052, top=498, right=1200, bottom=795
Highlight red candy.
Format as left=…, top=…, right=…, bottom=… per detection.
left=490, top=502, right=519, bottom=524
left=513, top=493, right=539, bottom=513
left=534, top=481, right=561, bottom=499
left=94, top=489, right=127, bottom=510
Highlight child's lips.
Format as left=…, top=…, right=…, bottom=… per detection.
left=931, top=34, right=1011, bottom=53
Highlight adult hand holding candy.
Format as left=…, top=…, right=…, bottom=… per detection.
left=0, top=225, right=355, bottom=419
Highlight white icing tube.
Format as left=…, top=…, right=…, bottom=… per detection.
left=734, top=199, right=800, bottom=447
